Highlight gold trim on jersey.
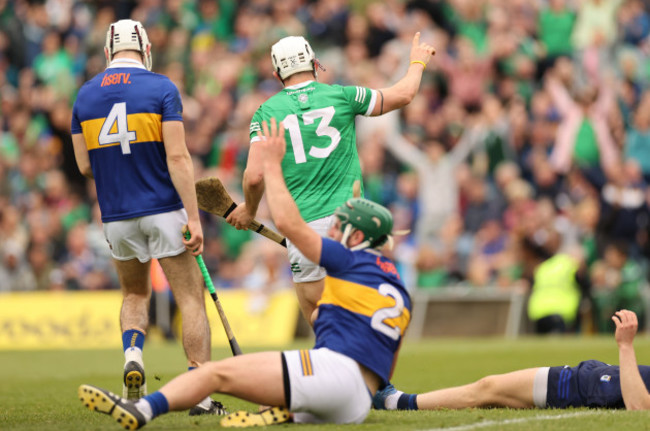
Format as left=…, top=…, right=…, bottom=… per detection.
left=81, top=113, right=163, bottom=150
left=299, top=349, right=313, bottom=376
left=318, top=276, right=410, bottom=335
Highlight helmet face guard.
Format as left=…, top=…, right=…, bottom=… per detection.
left=105, top=19, right=152, bottom=70
left=271, top=36, right=316, bottom=80
left=334, top=198, right=393, bottom=251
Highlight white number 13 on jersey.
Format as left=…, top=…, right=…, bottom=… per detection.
left=99, top=102, right=136, bottom=154
left=283, top=106, right=341, bottom=164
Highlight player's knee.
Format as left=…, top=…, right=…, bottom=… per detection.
left=204, top=360, right=237, bottom=393
left=473, top=375, right=499, bottom=403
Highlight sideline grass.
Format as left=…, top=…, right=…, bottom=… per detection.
left=2, top=336, right=650, bottom=430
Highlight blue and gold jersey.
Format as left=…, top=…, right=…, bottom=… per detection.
left=71, top=62, right=184, bottom=222
left=314, top=238, right=411, bottom=384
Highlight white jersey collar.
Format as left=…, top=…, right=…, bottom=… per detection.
left=108, top=59, right=146, bottom=69
left=285, top=80, right=314, bottom=90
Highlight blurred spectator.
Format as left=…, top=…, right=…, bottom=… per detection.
left=59, top=223, right=111, bottom=290
left=591, top=240, right=645, bottom=332
left=526, top=242, right=586, bottom=334
left=624, top=91, right=650, bottom=182
left=384, top=123, right=485, bottom=244
left=546, top=64, right=619, bottom=177
left=25, top=240, right=57, bottom=291
left=0, top=240, right=36, bottom=292
left=596, top=159, right=649, bottom=255
left=537, top=0, right=576, bottom=78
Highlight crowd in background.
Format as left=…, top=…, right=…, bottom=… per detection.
left=2, top=0, right=650, bottom=333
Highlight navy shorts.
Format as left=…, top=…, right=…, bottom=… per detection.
left=546, top=360, right=625, bottom=408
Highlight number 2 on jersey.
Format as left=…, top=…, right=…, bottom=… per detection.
left=370, top=283, right=405, bottom=341
left=98, top=102, right=136, bottom=154
left=283, top=106, right=341, bottom=164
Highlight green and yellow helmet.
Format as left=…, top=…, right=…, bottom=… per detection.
left=334, top=198, right=393, bottom=251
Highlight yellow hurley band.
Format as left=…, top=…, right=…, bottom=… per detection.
left=410, top=60, right=426, bottom=70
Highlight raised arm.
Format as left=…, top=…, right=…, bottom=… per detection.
left=385, top=132, right=429, bottom=171
left=545, top=75, right=576, bottom=118
left=260, top=118, right=322, bottom=264
left=162, top=120, right=203, bottom=255
left=447, top=126, right=488, bottom=166
left=370, top=32, right=436, bottom=116
left=613, top=309, right=650, bottom=410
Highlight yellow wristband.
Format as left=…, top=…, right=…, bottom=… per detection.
left=410, top=60, right=426, bottom=70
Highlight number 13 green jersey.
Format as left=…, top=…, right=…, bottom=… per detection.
left=249, top=81, right=376, bottom=222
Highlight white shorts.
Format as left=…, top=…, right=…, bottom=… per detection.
left=103, top=209, right=188, bottom=263
left=287, top=215, right=333, bottom=283
left=282, top=348, right=372, bottom=424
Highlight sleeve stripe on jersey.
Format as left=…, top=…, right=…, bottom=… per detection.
left=364, top=89, right=378, bottom=116
left=250, top=121, right=261, bottom=135
left=355, top=86, right=366, bottom=104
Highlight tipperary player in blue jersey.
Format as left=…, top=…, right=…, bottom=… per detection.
left=77, top=117, right=410, bottom=429
left=71, top=19, right=224, bottom=415
left=374, top=309, right=650, bottom=411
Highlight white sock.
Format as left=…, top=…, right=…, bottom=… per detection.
left=385, top=390, right=404, bottom=410
left=124, top=347, right=143, bottom=366
left=134, top=399, right=153, bottom=422
left=197, top=396, right=213, bottom=409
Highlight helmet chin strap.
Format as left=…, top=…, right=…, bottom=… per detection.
left=350, top=240, right=371, bottom=252
left=340, top=223, right=372, bottom=251
left=339, top=224, right=353, bottom=249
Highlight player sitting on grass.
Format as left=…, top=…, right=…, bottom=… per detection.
left=77, top=117, right=411, bottom=429
left=374, top=309, right=650, bottom=410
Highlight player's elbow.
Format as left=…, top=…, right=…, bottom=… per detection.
left=382, top=89, right=416, bottom=114
left=273, top=217, right=292, bottom=237
left=625, top=397, right=650, bottom=411
left=78, top=163, right=93, bottom=178
left=244, top=168, right=264, bottom=188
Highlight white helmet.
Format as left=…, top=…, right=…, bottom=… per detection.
left=105, top=19, right=152, bottom=70
left=271, top=36, right=315, bottom=80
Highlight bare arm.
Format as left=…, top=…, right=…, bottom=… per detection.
left=162, top=120, right=203, bottom=255
left=71, top=134, right=93, bottom=179
left=385, top=132, right=429, bottom=171
left=370, top=32, right=436, bottom=116
left=545, top=76, right=576, bottom=118
left=613, top=309, right=650, bottom=410
left=226, top=143, right=265, bottom=229
left=260, top=118, right=322, bottom=264
left=447, top=126, right=488, bottom=166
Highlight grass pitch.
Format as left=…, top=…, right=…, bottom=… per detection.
left=2, top=336, right=650, bottom=430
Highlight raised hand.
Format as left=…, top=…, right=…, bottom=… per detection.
left=409, top=32, right=436, bottom=69
left=259, top=118, right=287, bottom=164
left=613, top=309, right=639, bottom=348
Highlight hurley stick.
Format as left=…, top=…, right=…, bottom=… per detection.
left=195, top=177, right=287, bottom=248
left=183, top=227, right=243, bottom=356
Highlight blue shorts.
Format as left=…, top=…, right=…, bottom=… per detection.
left=546, top=360, right=625, bottom=408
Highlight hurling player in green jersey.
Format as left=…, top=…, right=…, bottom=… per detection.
left=227, top=33, right=435, bottom=324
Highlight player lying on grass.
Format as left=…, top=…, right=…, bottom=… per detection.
left=374, top=309, right=650, bottom=410
left=78, top=117, right=411, bottom=429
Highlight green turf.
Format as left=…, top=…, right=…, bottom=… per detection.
left=2, top=336, right=650, bottom=430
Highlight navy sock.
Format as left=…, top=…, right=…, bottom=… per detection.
left=142, top=392, right=169, bottom=419
left=397, top=393, right=418, bottom=410
left=122, top=329, right=145, bottom=352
